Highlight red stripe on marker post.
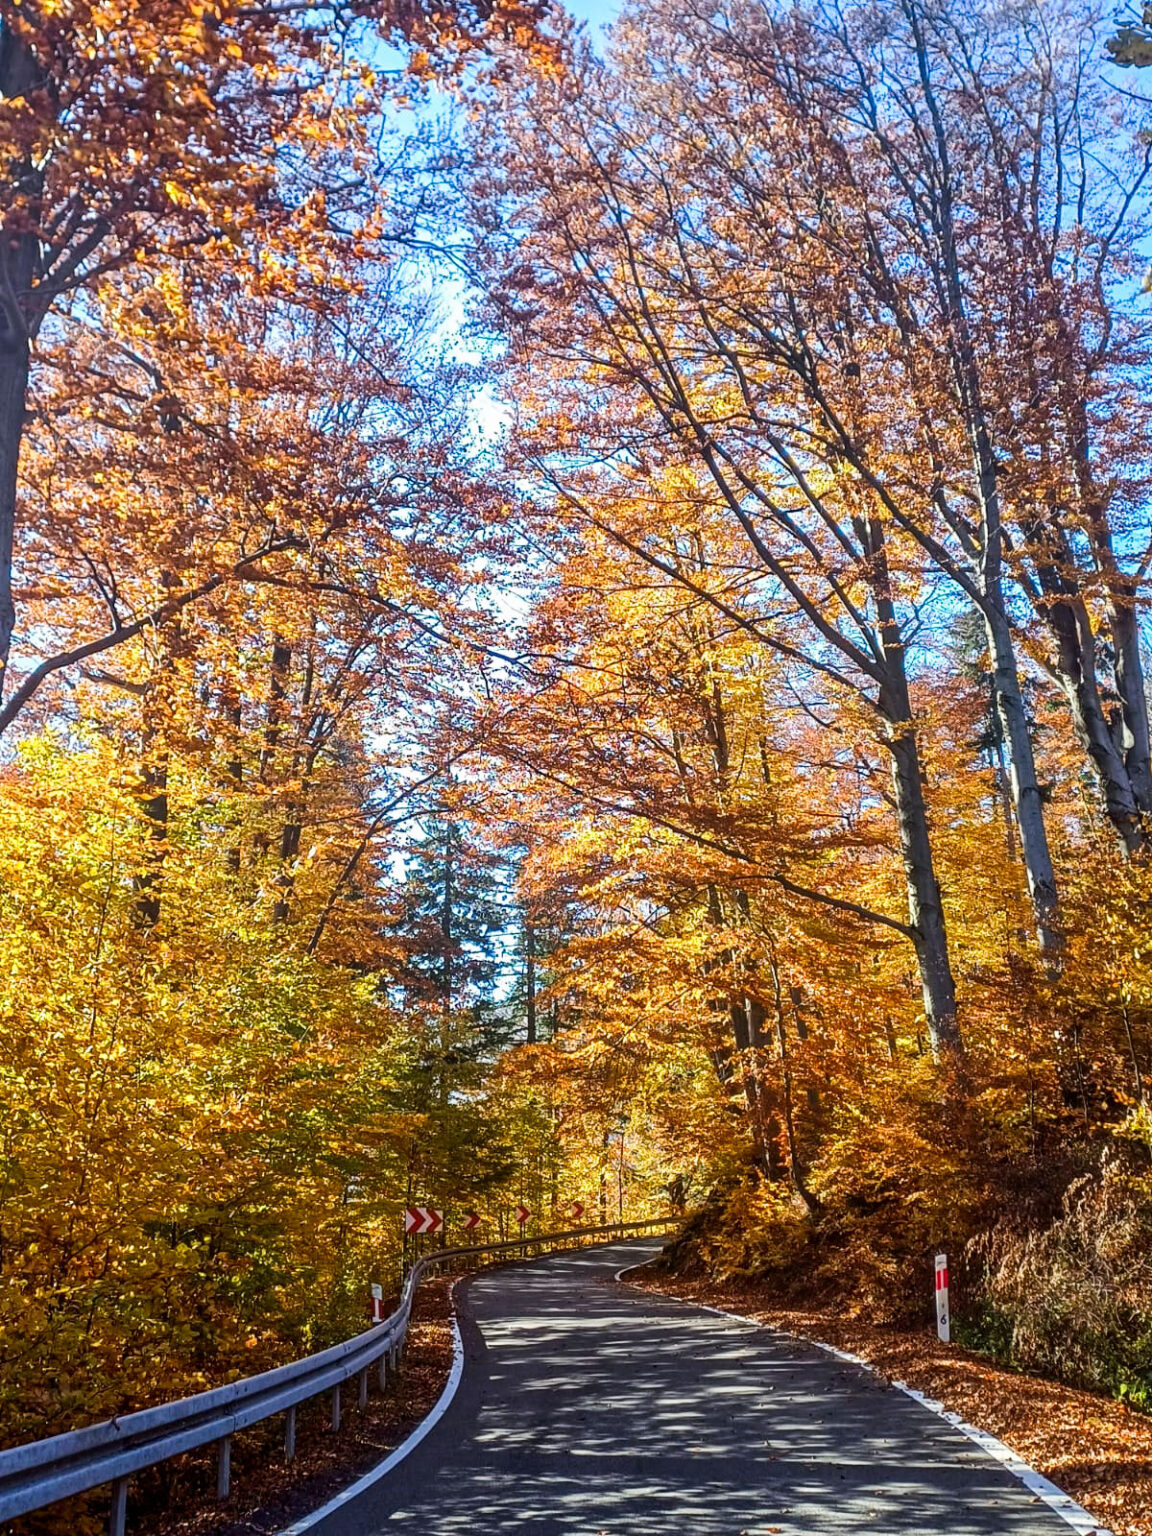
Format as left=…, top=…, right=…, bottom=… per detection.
left=934, top=1253, right=950, bottom=1343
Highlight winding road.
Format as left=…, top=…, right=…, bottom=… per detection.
left=300, top=1238, right=1084, bottom=1536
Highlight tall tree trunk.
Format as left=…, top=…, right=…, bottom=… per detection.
left=132, top=592, right=181, bottom=931
left=0, top=22, right=42, bottom=693
left=765, top=954, right=819, bottom=1213
left=903, top=0, right=1060, bottom=945
left=964, top=361, right=1060, bottom=946
left=704, top=883, right=779, bottom=1173
left=731, top=990, right=780, bottom=1178
left=1109, top=592, right=1152, bottom=817
left=442, top=827, right=454, bottom=1017
left=885, top=722, right=959, bottom=1057
left=525, top=918, right=537, bottom=1045
left=789, top=985, right=821, bottom=1110
left=1060, top=331, right=1152, bottom=825
left=133, top=754, right=168, bottom=931
left=439, top=827, right=454, bottom=1108
left=259, top=638, right=291, bottom=783
left=273, top=655, right=317, bottom=923
left=222, top=685, right=243, bottom=876
left=987, top=696, right=1018, bottom=863
left=982, top=599, right=1061, bottom=950
left=272, top=816, right=302, bottom=922
left=1025, top=520, right=1145, bottom=856
left=867, top=516, right=962, bottom=1057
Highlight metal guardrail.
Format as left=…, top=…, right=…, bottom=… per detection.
left=0, top=1216, right=675, bottom=1533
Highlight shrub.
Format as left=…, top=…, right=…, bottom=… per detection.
left=967, top=1155, right=1152, bottom=1407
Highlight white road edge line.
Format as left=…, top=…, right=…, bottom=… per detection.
left=278, top=1281, right=466, bottom=1535
left=613, top=1266, right=1111, bottom=1536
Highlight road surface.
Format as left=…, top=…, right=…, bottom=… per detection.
left=307, top=1238, right=1079, bottom=1535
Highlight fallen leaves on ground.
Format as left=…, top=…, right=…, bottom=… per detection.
left=139, top=1281, right=455, bottom=1536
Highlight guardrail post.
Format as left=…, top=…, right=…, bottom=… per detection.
left=358, top=1367, right=368, bottom=1409
left=378, top=1351, right=387, bottom=1392
left=216, top=1434, right=231, bottom=1500
left=109, top=1476, right=128, bottom=1536
left=284, top=1405, right=297, bottom=1462
left=331, top=1384, right=341, bottom=1432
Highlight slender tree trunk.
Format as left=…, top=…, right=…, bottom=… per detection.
left=259, top=638, right=292, bottom=783
left=867, top=517, right=962, bottom=1057
left=1110, top=595, right=1152, bottom=816
left=1026, top=524, right=1145, bottom=856
left=439, top=828, right=454, bottom=1108
left=133, top=754, right=168, bottom=931
left=272, top=816, right=302, bottom=922
left=953, top=260, right=1060, bottom=943
left=442, top=829, right=454, bottom=1016
left=222, top=686, right=243, bottom=876
left=0, top=21, right=42, bottom=694
left=704, top=884, right=778, bottom=1172
left=1063, top=359, right=1152, bottom=822
left=982, top=599, right=1061, bottom=950
left=766, top=956, right=819, bottom=1214
left=273, top=753, right=315, bottom=922
left=902, top=2, right=1060, bottom=944
left=958, top=365, right=1059, bottom=944
left=0, top=329, right=27, bottom=689
left=884, top=1016, right=898, bottom=1061
left=132, top=595, right=181, bottom=931
left=885, top=723, right=959, bottom=1056
left=789, top=985, right=821, bottom=1110
left=989, top=706, right=1018, bottom=863
left=734, top=993, right=780, bottom=1178
left=1122, top=1000, right=1146, bottom=1108
left=525, top=918, right=537, bottom=1045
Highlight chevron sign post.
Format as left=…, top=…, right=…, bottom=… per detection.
left=515, top=1203, right=531, bottom=1227
left=463, top=1211, right=483, bottom=1232
left=569, top=1201, right=585, bottom=1221
left=404, top=1206, right=444, bottom=1236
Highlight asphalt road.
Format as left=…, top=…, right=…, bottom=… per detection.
left=310, top=1238, right=1078, bottom=1536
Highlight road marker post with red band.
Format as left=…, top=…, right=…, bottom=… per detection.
left=935, top=1253, right=950, bottom=1343
left=369, top=1282, right=385, bottom=1323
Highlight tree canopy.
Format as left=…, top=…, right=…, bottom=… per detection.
left=5, top=0, right=1152, bottom=1524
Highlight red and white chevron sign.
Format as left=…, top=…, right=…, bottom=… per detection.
left=463, top=1211, right=482, bottom=1231
left=569, top=1201, right=585, bottom=1221
left=515, top=1203, right=531, bottom=1226
left=404, top=1206, right=444, bottom=1235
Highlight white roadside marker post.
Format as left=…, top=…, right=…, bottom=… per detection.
left=935, top=1252, right=950, bottom=1343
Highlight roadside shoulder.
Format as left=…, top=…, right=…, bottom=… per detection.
left=622, top=1269, right=1152, bottom=1536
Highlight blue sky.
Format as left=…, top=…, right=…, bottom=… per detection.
left=565, top=0, right=622, bottom=35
